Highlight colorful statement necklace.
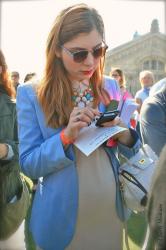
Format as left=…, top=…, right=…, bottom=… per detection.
left=72, top=82, right=94, bottom=108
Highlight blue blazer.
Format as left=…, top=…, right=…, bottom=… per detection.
left=16, top=77, right=121, bottom=250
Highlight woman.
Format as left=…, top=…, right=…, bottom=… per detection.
left=17, top=4, right=141, bottom=250
left=110, top=68, right=137, bottom=129
left=0, top=50, right=29, bottom=250
left=110, top=68, right=132, bottom=101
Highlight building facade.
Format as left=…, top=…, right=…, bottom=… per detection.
left=104, top=19, right=166, bottom=95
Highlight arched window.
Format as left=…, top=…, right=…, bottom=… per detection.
left=158, top=61, right=165, bottom=70
left=151, top=60, right=157, bottom=70
left=143, top=60, right=165, bottom=71
left=143, top=61, right=150, bottom=70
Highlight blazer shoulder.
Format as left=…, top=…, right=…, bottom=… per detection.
left=17, top=82, right=39, bottom=100
left=103, top=75, right=118, bottom=87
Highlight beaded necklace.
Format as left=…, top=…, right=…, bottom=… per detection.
left=72, top=82, right=94, bottom=108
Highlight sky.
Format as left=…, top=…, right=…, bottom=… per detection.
left=1, top=0, right=165, bottom=81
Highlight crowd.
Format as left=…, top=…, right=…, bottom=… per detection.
left=0, top=3, right=166, bottom=250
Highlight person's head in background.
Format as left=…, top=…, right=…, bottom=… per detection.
left=110, top=68, right=132, bottom=101
left=11, top=71, right=20, bottom=90
left=139, top=70, right=154, bottom=89
left=0, top=50, right=15, bottom=98
left=38, top=3, right=108, bottom=128
left=24, top=72, right=37, bottom=83
left=110, top=68, right=126, bottom=90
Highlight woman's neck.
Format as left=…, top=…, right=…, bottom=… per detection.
left=72, top=80, right=93, bottom=108
left=72, top=79, right=90, bottom=92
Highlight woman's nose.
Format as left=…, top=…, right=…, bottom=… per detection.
left=83, top=52, right=95, bottom=66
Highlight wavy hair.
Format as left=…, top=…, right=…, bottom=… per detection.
left=0, top=50, right=16, bottom=98
left=139, top=70, right=154, bottom=87
left=37, top=3, right=106, bottom=128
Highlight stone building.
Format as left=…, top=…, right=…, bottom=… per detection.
left=104, top=19, right=166, bottom=95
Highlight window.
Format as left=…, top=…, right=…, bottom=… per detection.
left=143, top=60, right=165, bottom=71
left=143, top=61, right=150, bottom=70
left=151, top=60, right=157, bottom=70
left=158, top=61, right=164, bottom=70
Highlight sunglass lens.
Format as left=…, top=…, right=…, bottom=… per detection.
left=73, top=44, right=108, bottom=62
left=74, top=51, right=89, bottom=63
left=93, top=46, right=107, bottom=58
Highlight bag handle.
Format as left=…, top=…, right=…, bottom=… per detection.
left=120, top=170, right=148, bottom=195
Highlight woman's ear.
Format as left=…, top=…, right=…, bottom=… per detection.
left=55, top=48, right=62, bottom=58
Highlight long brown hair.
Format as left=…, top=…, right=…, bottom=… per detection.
left=37, top=3, right=106, bottom=128
left=0, top=50, right=16, bottom=98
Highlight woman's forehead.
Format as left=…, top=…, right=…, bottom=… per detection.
left=64, top=29, right=102, bottom=48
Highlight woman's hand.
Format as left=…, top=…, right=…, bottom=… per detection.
left=0, top=143, right=8, bottom=159
left=102, top=116, right=135, bottom=147
left=64, top=107, right=100, bottom=142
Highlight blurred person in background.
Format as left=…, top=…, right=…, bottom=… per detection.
left=11, top=71, right=20, bottom=92
left=0, top=50, right=29, bottom=250
left=134, top=70, right=154, bottom=139
left=110, top=68, right=132, bottom=101
left=135, top=70, right=154, bottom=113
left=140, top=78, right=166, bottom=156
left=142, top=144, right=166, bottom=250
left=110, top=68, right=138, bottom=130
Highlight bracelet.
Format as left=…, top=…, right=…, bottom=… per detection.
left=60, top=129, right=75, bottom=146
left=106, top=138, right=117, bottom=147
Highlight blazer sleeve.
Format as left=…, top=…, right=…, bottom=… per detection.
left=16, top=85, right=74, bottom=179
left=1, top=102, right=19, bottom=161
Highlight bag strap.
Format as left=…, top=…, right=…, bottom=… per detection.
left=104, top=145, right=131, bottom=217
left=103, top=145, right=131, bottom=250
left=119, top=145, right=151, bottom=168
left=120, top=170, right=148, bottom=195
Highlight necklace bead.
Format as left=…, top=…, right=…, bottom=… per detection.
left=72, top=83, right=94, bottom=107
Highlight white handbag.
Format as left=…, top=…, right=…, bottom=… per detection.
left=119, top=144, right=158, bottom=212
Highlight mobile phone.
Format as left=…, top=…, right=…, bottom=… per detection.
left=95, top=110, right=119, bottom=127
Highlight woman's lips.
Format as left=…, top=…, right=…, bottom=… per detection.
left=81, top=69, right=94, bottom=76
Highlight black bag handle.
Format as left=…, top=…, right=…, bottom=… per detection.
left=120, top=170, right=148, bottom=195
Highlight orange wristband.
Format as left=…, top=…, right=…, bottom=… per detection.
left=106, top=138, right=117, bottom=147
left=60, top=129, right=75, bottom=145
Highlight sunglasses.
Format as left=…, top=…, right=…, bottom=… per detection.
left=61, top=43, right=108, bottom=63
left=112, top=74, right=119, bottom=77
left=11, top=75, right=19, bottom=78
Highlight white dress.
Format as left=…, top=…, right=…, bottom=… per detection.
left=66, top=146, right=123, bottom=250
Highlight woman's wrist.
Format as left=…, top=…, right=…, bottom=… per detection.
left=116, top=129, right=135, bottom=147
left=111, top=118, right=134, bottom=147
left=0, top=143, right=8, bottom=159
left=60, top=129, right=75, bottom=146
